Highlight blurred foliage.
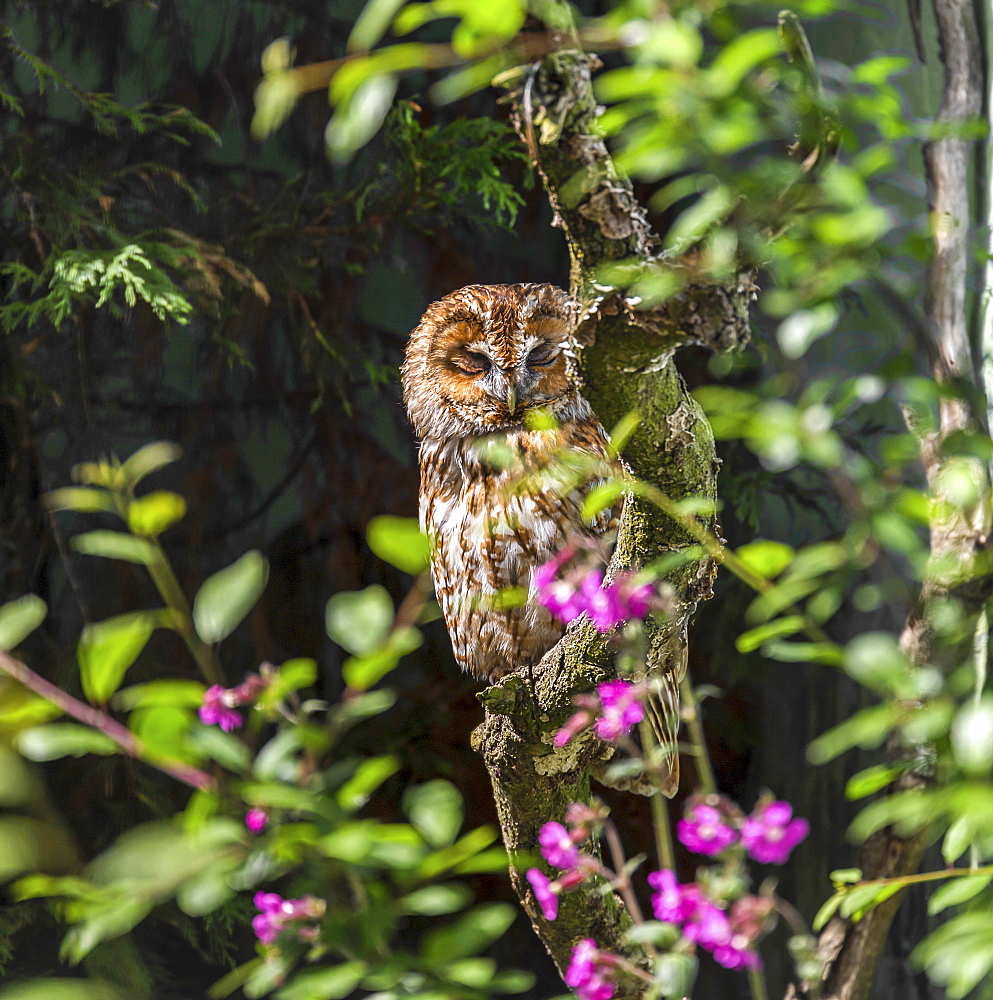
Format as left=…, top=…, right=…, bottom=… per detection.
left=1, top=0, right=992, bottom=997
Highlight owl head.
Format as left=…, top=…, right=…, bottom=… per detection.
left=402, top=283, right=583, bottom=440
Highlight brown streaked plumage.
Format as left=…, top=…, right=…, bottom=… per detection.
left=402, top=283, right=679, bottom=792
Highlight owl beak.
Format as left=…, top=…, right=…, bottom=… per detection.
left=505, top=384, right=518, bottom=414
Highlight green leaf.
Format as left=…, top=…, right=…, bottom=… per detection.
left=193, top=551, right=269, bottom=643
left=176, top=863, right=238, bottom=916
left=927, top=873, right=992, bottom=915
left=654, top=952, right=698, bottom=999
left=736, top=614, right=805, bottom=653
left=811, top=891, right=844, bottom=932
left=404, top=779, right=464, bottom=847
left=349, top=0, right=407, bottom=52
left=78, top=611, right=157, bottom=704
left=71, top=531, right=157, bottom=565
left=337, top=755, right=399, bottom=811
left=844, top=632, right=913, bottom=697
left=735, top=539, right=794, bottom=578
left=950, top=698, right=993, bottom=775
left=127, top=491, right=187, bottom=537
left=0, top=978, right=127, bottom=1000
left=113, top=679, right=206, bottom=711
left=16, top=724, right=118, bottom=761
left=0, top=595, right=47, bottom=649
left=325, top=74, right=397, bottom=162
left=845, top=764, right=902, bottom=800
left=421, top=903, right=516, bottom=964
left=341, top=626, right=422, bottom=690
left=366, top=516, right=431, bottom=575
left=326, top=585, right=394, bottom=656
left=186, top=726, right=251, bottom=774
left=829, top=868, right=863, bottom=884
left=581, top=480, right=627, bottom=522
left=807, top=704, right=900, bottom=764
left=46, top=487, right=115, bottom=513
left=401, top=883, right=473, bottom=916
left=838, top=882, right=902, bottom=920
left=252, top=72, right=301, bottom=140
left=444, top=958, right=495, bottom=989
left=0, top=817, right=79, bottom=881
left=119, top=442, right=182, bottom=486
left=943, top=816, right=975, bottom=865
left=0, top=746, right=41, bottom=808
left=275, top=963, right=366, bottom=1000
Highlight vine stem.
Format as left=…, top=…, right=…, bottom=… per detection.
left=679, top=669, right=717, bottom=795
left=639, top=717, right=676, bottom=871
left=749, top=963, right=771, bottom=1000
left=146, top=547, right=223, bottom=685
left=0, top=649, right=215, bottom=791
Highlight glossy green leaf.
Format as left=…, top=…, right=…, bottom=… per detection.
left=0, top=596, right=47, bottom=650
left=845, top=764, right=902, bottom=800
left=0, top=816, right=79, bottom=881
left=735, top=540, right=794, bottom=578
left=114, top=679, right=206, bottom=711
left=78, top=611, right=157, bottom=704
left=46, top=487, right=114, bottom=513
left=0, top=746, right=41, bottom=808
left=735, top=614, right=805, bottom=653
left=951, top=698, right=993, bottom=775
left=16, top=724, right=118, bottom=761
left=337, top=755, right=399, bottom=811
left=0, top=978, right=126, bottom=1000
left=193, top=551, right=269, bottom=643
left=127, top=491, right=186, bottom=537
left=325, top=75, right=397, bottom=162
left=341, top=626, right=422, bottom=690
left=119, top=442, right=182, bottom=486
left=326, top=585, right=394, bottom=657
left=275, top=962, right=366, bottom=1000
left=421, top=903, right=516, bottom=964
left=404, top=779, right=464, bottom=847
left=942, top=816, right=975, bottom=865
left=366, top=516, right=430, bottom=575
left=401, top=883, right=473, bottom=916
left=71, top=531, right=157, bottom=565
left=811, top=891, right=844, bottom=932
left=348, top=0, right=406, bottom=51
left=927, top=873, right=992, bottom=915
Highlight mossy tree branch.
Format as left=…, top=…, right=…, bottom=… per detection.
left=469, top=39, right=753, bottom=991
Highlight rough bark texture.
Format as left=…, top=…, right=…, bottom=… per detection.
left=794, top=2, right=989, bottom=999
left=470, top=44, right=753, bottom=990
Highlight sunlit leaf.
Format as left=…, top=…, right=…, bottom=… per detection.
left=193, top=551, right=269, bottom=644
left=275, top=962, right=366, bottom=1000
left=78, top=611, right=157, bottom=704
left=401, top=883, right=473, bottom=915
left=71, top=531, right=157, bottom=565
left=46, top=487, right=114, bottom=514
left=17, top=724, right=118, bottom=761
left=127, top=491, right=186, bottom=537
left=421, top=903, right=516, bottom=964
left=927, top=873, right=992, bottom=916
left=735, top=615, right=805, bottom=653
left=325, top=75, right=397, bottom=162
left=337, top=755, right=399, bottom=811
left=0, top=596, right=47, bottom=650
left=119, top=442, right=182, bottom=486
left=326, top=585, right=394, bottom=657
left=735, top=540, right=794, bottom=578
left=366, top=516, right=430, bottom=575
left=404, top=779, right=464, bottom=847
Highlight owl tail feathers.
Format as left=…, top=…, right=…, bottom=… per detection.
left=594, top=674, right=681, bottom=798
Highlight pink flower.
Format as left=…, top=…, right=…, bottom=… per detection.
left=713, top=940, right=761, bottom=970
left=252, top=891, right=325, bottom=945
left=198, top=685, right=243, bottom=731
left=564, top=939, right=616, bottom=1000
left=534, top=560, right=587, bottom=624
left=245, top=808, right=268, bottom=833
left=677, top=802, right=738, bottom=857
left=539, top=821, right=581, bottom=870
left=594, top=679, right=645, bottom=741
left=741, top=800, right=809, bottom=864
left=647, top=869, right=700, bottom=924
left=554, top=707, right=595, bottom=747
left=526, top=868, right=559, bottom=921
left=683, top=899, right=733, bottom=951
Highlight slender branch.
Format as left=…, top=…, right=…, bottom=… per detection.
left=0, top=649, right=215, bottom=791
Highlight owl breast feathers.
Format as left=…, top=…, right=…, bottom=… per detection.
left=401, top=283, right=623, bottom=683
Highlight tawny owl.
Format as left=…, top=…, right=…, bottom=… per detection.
left=402, top=283, right=678, bottom=791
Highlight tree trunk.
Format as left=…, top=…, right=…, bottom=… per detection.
left=470, top=43, right=753, bottom=989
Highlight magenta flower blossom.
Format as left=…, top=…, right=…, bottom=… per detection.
left=565, top=939, right=617, bottom=1000
left=683, top=899, right=733, bottom=952
left=526, top=868, right=559, bottom=921
left=647, top=869, right=700, bottom=924
left=713, top=940, right=761, bottom=971
left=677, top=803, right=739, bottom=857
left=535, top=554, right=655, bottom=633
left=534, top=560, right=587, bottom=624
left=741, top=800, right=809, bottom=864
left=252, top=891, right=325, bottom=945
left=594, top=679, right=645, bottom=741
left=553, top=706, right=596, bottom=747
left=245, top=808, right=268, bottom=833
left=539, top=821, right=581, bottom=870
left=198, top=685, right=243, bottom=731
left=199, top=671, right=272, bottom=732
